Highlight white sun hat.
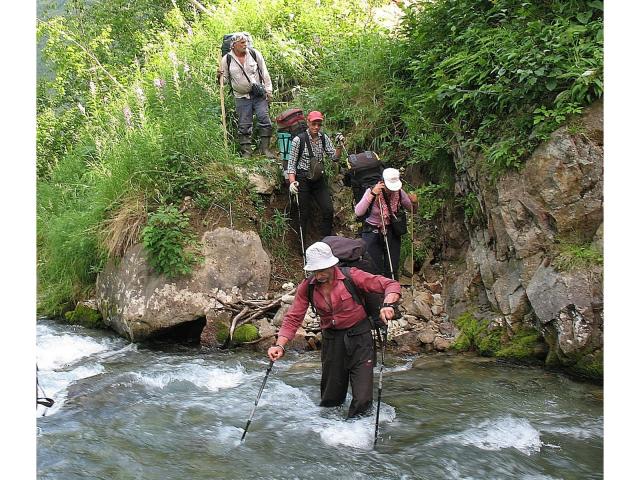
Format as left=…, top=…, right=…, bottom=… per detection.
left=303, top=242, right=339, bottom=271
left=382, top=168, right=402, bottom=191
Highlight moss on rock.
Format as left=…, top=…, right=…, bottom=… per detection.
left=453, top=311, right=501, bottom=356
left=496, top=328, right=541, bottom=359
left=233, top=324, right=260, bottom=343
left=64, top=304, right=104, bottom=329
left=567, top=350, right=603, bottom=381
left=215, top=321, right=231, bottom=344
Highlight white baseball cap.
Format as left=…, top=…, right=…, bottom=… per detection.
left=303, top=242, right=339, bottom=271
left=382, top=168, right=402, bottom=191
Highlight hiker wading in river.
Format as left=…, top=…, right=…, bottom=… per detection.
left=267, top=242, right=400, bottom=418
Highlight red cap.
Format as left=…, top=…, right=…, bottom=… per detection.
left=307, top=111, right=324, bottom=122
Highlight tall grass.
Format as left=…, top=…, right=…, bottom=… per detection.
left=37, top=0, right=390, bottom=314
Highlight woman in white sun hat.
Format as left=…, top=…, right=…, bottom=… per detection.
left=354, top=167, right=418, bottom=279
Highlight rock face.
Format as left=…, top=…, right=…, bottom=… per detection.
left=441, top=100, right=603, bottom=376
left=96, top=228, right=271, bottom=341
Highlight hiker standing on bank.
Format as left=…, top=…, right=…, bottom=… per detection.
left=267, top=242, right=400, bottom=418
left=288, top=111, right=344, bottom=243
left=218, top=33, right=275, bottom=158
left=355, top=168, right=418, bottom=279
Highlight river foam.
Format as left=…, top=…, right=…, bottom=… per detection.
left=432, top=415, right=543, bottom=455
left=315, top=402, right=396, bottom=450
left=36, top=321, right=128, bottom=416
left=129, top=362, right=248, bottom=392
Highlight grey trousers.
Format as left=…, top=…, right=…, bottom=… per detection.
left=235, top=96, right=272, bottom=136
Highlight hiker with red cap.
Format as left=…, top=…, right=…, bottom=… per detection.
left=287, top=111, right=344, bottom=245
left=355, top=167, right=418, bottom=280
left=267, top=241, right=401, bottom=418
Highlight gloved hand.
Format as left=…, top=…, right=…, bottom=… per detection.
left=335, top=133, right=345, bottom=145
left=289, top=181, right=299, bottom=195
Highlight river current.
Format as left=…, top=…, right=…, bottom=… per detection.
left=36, top=319, right=603, bottom=479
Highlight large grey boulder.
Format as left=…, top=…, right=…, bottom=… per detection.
left=96, top=228, right=271, bottom=341
left=526, top=261, right=603, bottom=364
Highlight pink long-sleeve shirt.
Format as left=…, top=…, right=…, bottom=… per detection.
left=354, top=188, right=414, bottom=228
left=278, top=267, right=401, bottom=340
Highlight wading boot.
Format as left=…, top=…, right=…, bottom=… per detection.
left=239, top=134, right=252, bottom=158
left=257, top=127, right=276, bottom=159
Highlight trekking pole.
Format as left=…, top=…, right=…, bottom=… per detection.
left=241, top=360, right=274, bottom=442
left=377, top=195, right=395, bottom=280
left=218, top=52, right=228, bottom=151
left=411, top=206, right=415, bottom=288
left=294, top=192, right=309, bottom=277
left=373, top=325, right=388, bottom=446
left=36, top=365, right=54, bottom=416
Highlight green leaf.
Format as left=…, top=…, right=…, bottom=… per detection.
left=576, top=12, right=593, bottom=25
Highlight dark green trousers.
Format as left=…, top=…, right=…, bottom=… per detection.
left=320, top=319, right=375, bottom=418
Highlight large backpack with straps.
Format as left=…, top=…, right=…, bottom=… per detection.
left=306, top=236, right=385, bottom=327
left=276, top=108, right=307, bottom=177
left=343, top=151, right=385, bottom=222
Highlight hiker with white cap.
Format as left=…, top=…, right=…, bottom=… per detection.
left=355, top=167, right=418, bottom=279
left=267, top=241, right=400, bottom=418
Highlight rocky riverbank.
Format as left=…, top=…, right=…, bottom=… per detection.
left=62, top=101, right=603, bottom=382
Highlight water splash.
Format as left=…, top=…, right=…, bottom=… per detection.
left=129, top=363, right=247, bottom=392
left=432, top=416, right=543, bottom=455
left=37, top=330, right=117, bottom=370
left=36, top=322, right=125, bottom=416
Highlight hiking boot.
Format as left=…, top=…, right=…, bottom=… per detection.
left=238, top=134, right=252, bottom=158
left=258, top=136, right=275, bottom=158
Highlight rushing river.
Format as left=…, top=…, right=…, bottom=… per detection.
left=36, top=319, right=603, bottom=479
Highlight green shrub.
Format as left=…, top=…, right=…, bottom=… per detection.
left=259, top=208, right=291, bottom=261
left=141, top=205, right=200, bottom=277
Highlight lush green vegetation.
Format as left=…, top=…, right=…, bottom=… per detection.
left=141, top=206, right=200, bottom=277
left=37, top=0, right=603, bottom=315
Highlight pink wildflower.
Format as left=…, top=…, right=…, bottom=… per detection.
left=123, top=106, right=133, bottom=127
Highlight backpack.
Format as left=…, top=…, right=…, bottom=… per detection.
left=343, top=151, right=385, bottom=221
left=221, top=32, right=253, bottom=56
left=276, top=108, right=307, bottom=175
left=307, top=236, right=385, bottom=328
